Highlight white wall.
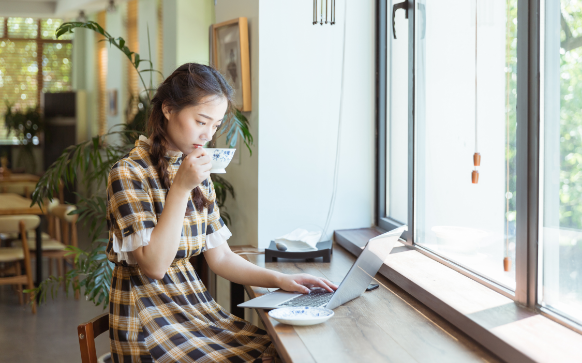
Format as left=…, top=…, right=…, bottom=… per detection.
left=215, top=0, right=376, bottom=249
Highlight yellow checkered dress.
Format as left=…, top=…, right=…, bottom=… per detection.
left=106, top=139, right=278, bottom=362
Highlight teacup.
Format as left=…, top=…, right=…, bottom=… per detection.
left=204, top=148, right=236, bottom=173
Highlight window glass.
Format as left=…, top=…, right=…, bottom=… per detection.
left=42, top=43, right=73, bottom=93
left=0, top=40, right=38, bottom=111
left=540, top=0, right=582, bottom=324
left=414, top=0, right=518, bottom=289
left=41, top=18, right=73, bottom=40
left=7, top=18, right=38, bottom=39
left=0, top=18, right=72, bottom=144
left=386, top=0, right=409, bottom=224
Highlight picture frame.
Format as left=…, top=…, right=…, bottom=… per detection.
left=211, top=17, right=252, bottom=112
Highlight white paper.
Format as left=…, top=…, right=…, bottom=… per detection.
left=274, top=228, right=322, bottom=251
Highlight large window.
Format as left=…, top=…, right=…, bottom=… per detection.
left=379, top=0, right=581, bottom=332
left=540, top=0, right=582, bottom=325
left=414, top=0, right=518, bottom=290
left=0, top=17, right=73, bottom=144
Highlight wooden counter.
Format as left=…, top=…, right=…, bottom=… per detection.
left=235, top=243, right=501, bottom=363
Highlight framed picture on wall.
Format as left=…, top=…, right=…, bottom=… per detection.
left=211, top=17, right=251, bottom=112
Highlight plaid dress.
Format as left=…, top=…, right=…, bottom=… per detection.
left=106, top=138, right=278, bottom=362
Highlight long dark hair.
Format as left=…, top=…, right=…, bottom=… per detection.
left=146, top=63, right=234, bottom=212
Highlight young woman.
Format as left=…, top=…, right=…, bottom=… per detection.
left=106, top=63, right=337, bottom=363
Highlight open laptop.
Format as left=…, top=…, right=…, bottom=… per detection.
left=238, top=226, right=406, bottom=310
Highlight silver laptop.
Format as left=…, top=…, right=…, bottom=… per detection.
left=238, top=226, right=406, bottom=310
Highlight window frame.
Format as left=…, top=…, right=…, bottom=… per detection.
left=376, top=0, right=581, bottom=333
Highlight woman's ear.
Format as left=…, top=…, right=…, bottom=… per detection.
left=162, top=103, right=171, bottom=121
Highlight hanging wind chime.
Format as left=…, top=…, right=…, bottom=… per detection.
left=472, top=0, right=481, bottom=184
left=313, top=0, right=336, bottom=25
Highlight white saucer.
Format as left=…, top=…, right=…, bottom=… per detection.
left=268, top=306, right=334, bottom=326
left=210, top=169, right=226, bottom=174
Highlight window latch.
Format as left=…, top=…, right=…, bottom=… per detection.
left=392, top=1, right=409, bottom=39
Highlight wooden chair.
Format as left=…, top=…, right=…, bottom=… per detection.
left=11, top=202, right=78, bottom=296
left=78, top=312, right=109, bottom=363
left=50, top=203, right=79, bottom=298
left=0, top=216, right=38, bottom=314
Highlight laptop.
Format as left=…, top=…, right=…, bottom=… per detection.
left=237, top=226, right=406, bottom=310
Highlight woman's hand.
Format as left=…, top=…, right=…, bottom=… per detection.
left=173, top=147, right=212, bottom=194
left=275, top=273, right=338, bottom=294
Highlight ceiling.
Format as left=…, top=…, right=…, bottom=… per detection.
left=0, top=0, right=131, bottom=19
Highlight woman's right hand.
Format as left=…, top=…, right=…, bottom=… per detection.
left=172, top=147, right=212, bottom=194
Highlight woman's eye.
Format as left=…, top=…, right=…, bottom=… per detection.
left=214, top=124, right=222, bottom=129
left=197, top=121, right=206, bottom=126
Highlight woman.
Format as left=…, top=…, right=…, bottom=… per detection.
left=106, top=63, right=337, bottom=363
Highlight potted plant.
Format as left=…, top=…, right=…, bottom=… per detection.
left=26, top=21, right=253, bottom=309
left=3, top=102, right=43, bottom=174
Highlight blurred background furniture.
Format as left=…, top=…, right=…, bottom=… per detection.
left=0, top=216, right=39, bottom=314
left=0, top=193, right=46, bottom=284
left=0, top=173, right=41, bottom=199
left=43, top=92, right=77, bottom=205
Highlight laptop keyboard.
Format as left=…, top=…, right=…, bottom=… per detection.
left=278, top=288, right=334, bottom=307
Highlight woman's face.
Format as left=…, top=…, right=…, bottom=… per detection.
left=163, top=95, right=228, bottom=155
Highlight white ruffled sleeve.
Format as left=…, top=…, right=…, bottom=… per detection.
left=111, top=228, right=153, bottom=265
left=205, top=225, right=232, bottom=250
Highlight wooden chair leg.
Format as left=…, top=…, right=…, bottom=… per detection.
left=20, top=221, right=36, bottom=314
left=15, top=261, right=23, bottom=305
left=57, top=257, right=63, bottom=288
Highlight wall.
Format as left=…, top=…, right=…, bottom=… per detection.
left=106, top=5, right=127, bottom=142
left=257, top=0, right=376, bottom=248
left=215, top=0, right=261, bottom=248
left=214, top=0, right=376, bottom=249
left=138, top=0, right=160, bottom=89
left=163, top=0, right=215, bottom=77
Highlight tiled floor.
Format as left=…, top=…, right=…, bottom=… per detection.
left=0, top=231, right=110, bottom=362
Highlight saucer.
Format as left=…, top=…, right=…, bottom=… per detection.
left=210, top=169, right=226, bottom=174
left=268, top=306, right=334, bottom=326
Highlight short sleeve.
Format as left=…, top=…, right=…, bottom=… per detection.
left=107, top=160, right=157, bottom=263
left=204, top=177, right=231, bottom=250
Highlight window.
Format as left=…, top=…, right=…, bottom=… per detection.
left=414, top=0, right=518, bottom=290
left=540, top=0, right=582, bottom=326
left=379, top=0, right=410, bottom=236
left=379, top=0, right=581, bottom=332
left=0, top=17, right=73, bottom=144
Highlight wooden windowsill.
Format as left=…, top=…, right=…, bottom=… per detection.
left=335, top=227, right=582, bottom=363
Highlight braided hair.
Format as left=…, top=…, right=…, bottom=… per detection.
left=146, top=63, right=234, bottom=212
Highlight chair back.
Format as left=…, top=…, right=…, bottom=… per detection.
left=0, top=215, right=40, bottom=234
left=0, top=181, right=38, bottom=198
left=78, top=313, right=109, bottom=363
left=49, top=203, right=78, bottom=248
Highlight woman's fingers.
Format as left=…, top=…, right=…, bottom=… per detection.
left=298, top=275, right=336, bottom=293
left=291, top=281, right=310, bottom=294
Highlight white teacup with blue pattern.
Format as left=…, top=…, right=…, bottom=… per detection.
left=205, top=148, right=236, bottom=174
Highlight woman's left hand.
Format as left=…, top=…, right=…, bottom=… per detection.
left=275, top=273, right=338, bottom=294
